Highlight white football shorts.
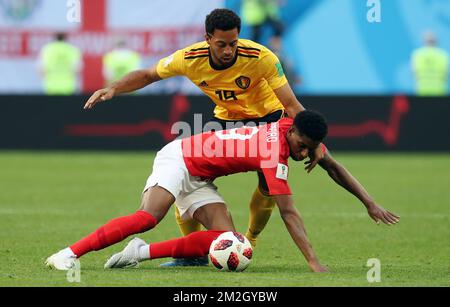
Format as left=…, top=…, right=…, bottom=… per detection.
left=143, top=139, right=226, bottom=220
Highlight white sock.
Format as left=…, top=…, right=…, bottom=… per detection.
left=138, top=244, right=150, bottom=261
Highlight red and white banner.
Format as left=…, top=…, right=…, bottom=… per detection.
left=0, top=0, right=224, bottom=93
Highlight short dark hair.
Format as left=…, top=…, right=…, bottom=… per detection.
left=294, top=110, right=328, bottom=142
left=205, top=9, right=241, bottom=35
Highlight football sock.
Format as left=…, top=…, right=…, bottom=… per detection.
left=70, top=210, right=157, bottom=258
left=175, top=205, right=202, bottom=236
left=245, top=187, right=276, bottom=247
left=149, top=230, right=225, bottom=259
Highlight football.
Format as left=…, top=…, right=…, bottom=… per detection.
left=209, top=231, right=253, bottom=272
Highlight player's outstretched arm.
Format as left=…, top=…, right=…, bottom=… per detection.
left=273, top=83, right=325, bottom=172
left=318, top=151, right=400, bottom=225
left=84, top=65, right=162, bottom=109
left=274, top=194, right=329, bottom=273
left=273, top=83, right=305, bottom=118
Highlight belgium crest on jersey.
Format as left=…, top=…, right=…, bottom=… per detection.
left=235, top=76, right=251, bottom=90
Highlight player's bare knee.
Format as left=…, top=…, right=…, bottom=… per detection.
left=139, top=187, right=174, bottom=222
left=193, top=203, right=233, bottom=231
left=211, top=205, right=235, bottom=231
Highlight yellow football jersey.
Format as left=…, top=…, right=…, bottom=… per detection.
left=156, top=39, right=288, bottom=120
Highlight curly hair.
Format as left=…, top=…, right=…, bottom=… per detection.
left=294, top=110, right=328, bottom=142
left=205, top=9, right=241, bottom=35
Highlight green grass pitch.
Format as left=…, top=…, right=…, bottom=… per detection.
left=0, top=151, right=449, bottom=286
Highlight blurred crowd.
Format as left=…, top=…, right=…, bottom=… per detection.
left=411, top=31, right=448, bottom=96
left=37, top=1, right=448, bottom=97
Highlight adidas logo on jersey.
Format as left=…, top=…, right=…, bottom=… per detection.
left=199, top=81, right=209, bottom=87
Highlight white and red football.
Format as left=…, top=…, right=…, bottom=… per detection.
left=209, top=231, right=253, bottom=272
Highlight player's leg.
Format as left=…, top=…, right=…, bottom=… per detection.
left=138, top=185, right=175, bottom=222
left=171, top=117, right=230, bottom=239
left=159, top=208, right=205, bottom=266
left=105, top=202, right=234, bottom=268
left=151, top=202, right=234, bottom=262
left=245, top=172, right=276, bottom=247
left=45, top=186, right=173, bottom=270
left=149, top=230, right=226, bottom=260
left=69, top=182, right=174, bottom=258
left=69, top=187, right=168, bottom=257
left=174, top=206, right=202, bottom=236
left=193, top=203, right=235, bottom=231
left=105, top=230, right=226, bottom=268
left=46, top=140, right=184, bottom=270
left=160, top=184, right=231, bottom=267
left=242, top=110, right=283, bottom=246
left=73, top=138, right=182, bottom=258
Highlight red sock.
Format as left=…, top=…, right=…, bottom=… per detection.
left=70, top=210, right=157, bottom=257
left=149, top=230, right=225, bottom=259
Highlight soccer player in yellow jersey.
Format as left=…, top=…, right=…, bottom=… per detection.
left=84, top=9, right=324, bottom=266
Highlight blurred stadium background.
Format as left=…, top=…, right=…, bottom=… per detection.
left=0, top=0, right=449, bottom=286
left=1, top=0, right=450, bottom=94
left=0, top=0, right=449, bottom=151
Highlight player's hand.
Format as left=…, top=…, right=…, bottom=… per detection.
left=304, top=144, right=325, bottom=173
left=367, top=204, right=400, bottom=226
left=84, top=87, right=115, bottom=109
left=309, top=261, right=329, bottom=273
